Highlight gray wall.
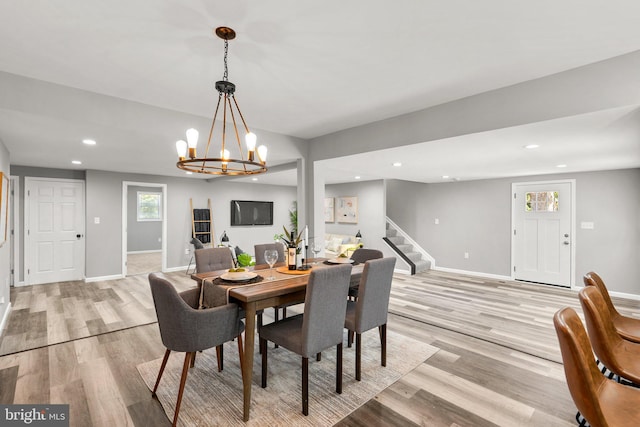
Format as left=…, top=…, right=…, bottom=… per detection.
left=325, top=180, right=386, bottom=252
left=127, top=185, right=162, bottom=252
left=85, top=169, right=296, bottom=278
left=386, top=168, right=640, bottom=294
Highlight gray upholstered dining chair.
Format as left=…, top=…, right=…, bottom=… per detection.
left=148, top=272, right=245, bottom=427
left=254, top=243, right=285, bottom=265
left=259, top=264, right=352, bottom=416
left=345, top=257, right=396, bottom=381
left=348, top=248, right=383, bottom=298
left=194, top=247, right=234, bottom=273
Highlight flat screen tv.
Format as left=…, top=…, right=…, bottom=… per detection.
left=230, top=200, right=273, bottom=226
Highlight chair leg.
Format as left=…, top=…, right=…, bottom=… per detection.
left=380, top=324, right=387, bottom=367
left=237, top=334, right=244, bottom=373
left=347, top=330, right=354, bottom=348
left=336, top=343, right=343, bottom=394
left=283, top=307, right=287, bottom=319
left=316, top=352, right=322, bottom=362
left=152, top=349, right=171, bottom=396
left=216, top=344, right=223, bottom=372
left=302, top=357, right=309, bottom=416
left=260, top=338, right=268, bottom=388
left=190, top=352, right=196, bottom=368
left=356, top=332, right=362, bottom=381
left=173, top=352, right=193, bottom=427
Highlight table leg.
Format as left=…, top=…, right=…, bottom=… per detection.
left=241, top=302, right=256, bottom=422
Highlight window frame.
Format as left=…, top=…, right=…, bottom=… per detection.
left=137, top=191, right=163, bottom=222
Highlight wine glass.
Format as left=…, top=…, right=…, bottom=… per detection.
left=312, top=243, right=322, bottom=264
left=264, top=249, right=278, bottom=280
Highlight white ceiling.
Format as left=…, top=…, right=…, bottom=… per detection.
left=0, top=1, right=639, bottom=184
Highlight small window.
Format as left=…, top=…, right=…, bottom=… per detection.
left=137, top=192, right=162, bottom=221
left=525, top=191, right=558, bottom=212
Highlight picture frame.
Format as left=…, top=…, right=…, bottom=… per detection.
left=0, top=172, right=8, bottom=246
left=336, top=196, right=358, bottom=223
left=324, top=197, right=334, bottom=223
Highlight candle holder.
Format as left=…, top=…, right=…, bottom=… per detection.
left=298, top=245, right=312, bottom=270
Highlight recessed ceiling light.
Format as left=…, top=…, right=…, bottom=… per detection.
left=71, top=160, right=82, bottom=165
left=252, top=177, right=258, bottom=181
left=442, top=175, right=449, bottom=179
left=185, top=171, right=193, bottom=175
left=354, top=176, right=361, bottom=180
left=392, top=162, right=402, bottom=167
left=556, top=164, right=567, bottom=168
left=524, top=144, right=539, bottom=149
left=82, top=139, right=96, bottom=145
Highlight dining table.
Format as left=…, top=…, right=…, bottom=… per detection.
left=191, top=258, right=363, bottom=421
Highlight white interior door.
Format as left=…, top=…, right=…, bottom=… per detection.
left=26, top=178, right=85, bottom=285
left=513, top=181, right=573, bottom=287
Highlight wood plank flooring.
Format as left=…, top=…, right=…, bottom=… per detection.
left=1, top=269, right=638, bottom=426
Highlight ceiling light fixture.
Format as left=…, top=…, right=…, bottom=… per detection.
left=355, top=176, right=361, bottom=180
left=82, top=139, right=96, bottom=145
left=556, top=164, right=567, bottom=168
left=175, top=27, right=267, bottom=176
left=442, top=175, right=450, bottom=179
left=524, top=144, right=539, bottom=149
left=72, top=160, right=82, bottom=165
left=393, top=162, right=402, bottom=167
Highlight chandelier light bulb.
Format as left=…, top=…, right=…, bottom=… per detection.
left=257, top=145, right=267, bottom=163
left=176, top=140, right=187, bottom=160
left=186, top=128, right=199, bottom=148
left=245, top=132, right=257, bottom=151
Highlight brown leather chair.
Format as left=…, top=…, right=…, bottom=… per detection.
left=584, top=272, right=640, bottom=343
left=578, top=286, right=640, bottom=384
left=553, top=307, right=640, bottom=427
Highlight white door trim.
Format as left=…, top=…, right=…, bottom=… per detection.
left=10, top=176, right=20, bottom=286
left=122, top=181, right=167, bottom=276
left=24, top=177, right=86, bottom=286
left=510, top=179, right=576, bottom=288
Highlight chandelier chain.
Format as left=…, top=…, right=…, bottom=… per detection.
left=223, top=39, right=229, bottom=82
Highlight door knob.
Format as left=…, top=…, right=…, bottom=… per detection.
left=563, top=241, right=570, bottom=245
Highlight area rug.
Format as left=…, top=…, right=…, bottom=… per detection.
left=137, top=330, right=438, bottom=426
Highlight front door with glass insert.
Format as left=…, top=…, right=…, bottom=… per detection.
left=512, top=181, right=572, bottom=287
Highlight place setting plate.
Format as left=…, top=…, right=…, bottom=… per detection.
left=219, top=271, right=258, bottom=282
left=326, top=257, right=354, bottom=264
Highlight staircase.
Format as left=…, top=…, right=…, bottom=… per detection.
left=384, top=222, right=431, bottom=275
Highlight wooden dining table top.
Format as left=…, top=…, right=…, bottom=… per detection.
left=191, top=259, right=362, bottom=302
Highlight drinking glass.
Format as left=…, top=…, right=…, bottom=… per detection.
left=312, top=243, right=322, bottom=264
left=264, top=249, right=278, bottom=280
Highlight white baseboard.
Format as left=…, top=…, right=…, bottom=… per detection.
left=164, top=265, right=189, bottom=273
left=0, top=302, right=12, bottom=336
left=572, top=285, right=640, bottom=302
left=85, top=274, right=125, bottom=283
left=432, top=266, right=513, bottom=282
left=127, top=250, right=162, bottom=255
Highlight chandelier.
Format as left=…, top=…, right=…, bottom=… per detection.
left=176, top=27, right=267, bottom=175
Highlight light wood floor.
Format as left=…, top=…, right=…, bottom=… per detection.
left=1, top=270, right=638, bottom=426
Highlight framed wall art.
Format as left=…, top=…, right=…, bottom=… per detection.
left=324, top=197, right=334, bottom=222
left=336, top=196, right=358, bottom=223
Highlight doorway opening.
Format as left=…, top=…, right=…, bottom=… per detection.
left=122, top=182, right=167, bottom=276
